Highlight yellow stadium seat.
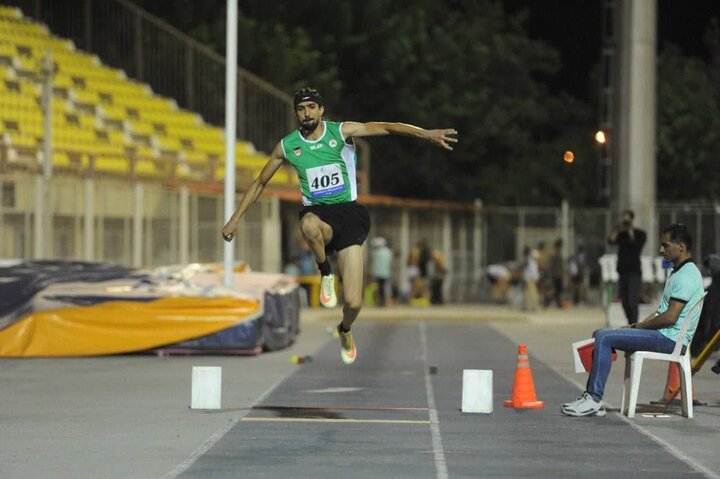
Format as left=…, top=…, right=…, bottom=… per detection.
left=0, top=9, right=274, bottom=184
left=99, top=104, right=126, bottom=121
left=128, top=121, right=153, bottom=136
left=134, top=159, right=159, bottom=177
left=0, top=42, right=15, bottom=60
left=94, top=155, right=128, bottom=175
left=73, top=89, right=99, bottom=105
left=8, top=133, right=37, bottom=149
left=107, top=131, right=125, bottom=146
left=0, top=6, right=22, bottom=20
left=181, top=150, right=207, bottom=164
left=52, top=150, right=71, bottom=168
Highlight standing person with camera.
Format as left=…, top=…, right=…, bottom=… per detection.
left=608, top=209, right=647, bottom=325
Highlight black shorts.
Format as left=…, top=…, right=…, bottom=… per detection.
left=298, top=201, right=370, bottom=255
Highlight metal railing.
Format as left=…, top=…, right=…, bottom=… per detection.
left=4, top=169, right=718, bottom=305
left=6, top=0, right=294, bottom=154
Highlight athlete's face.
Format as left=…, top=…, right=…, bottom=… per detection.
left=295, top=101, right=323, bottom=132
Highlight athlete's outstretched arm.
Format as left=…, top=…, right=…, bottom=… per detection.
left=221, top=143, right=285, bottom=242
left=341, top=121, right=458, bottom=151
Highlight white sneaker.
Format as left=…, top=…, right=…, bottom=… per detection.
left=561, top=395, right=585, bottom=409
left=320, top=274, right=337, bottom=308
left=561, top=392, right=607, bottom=417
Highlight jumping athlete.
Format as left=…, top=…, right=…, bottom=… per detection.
left=222, top=87, right=457, bottom=364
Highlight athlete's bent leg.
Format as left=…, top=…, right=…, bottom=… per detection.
left=299, top=213, right=333, bottom=263
left=300, top=213, right=337, bottom=308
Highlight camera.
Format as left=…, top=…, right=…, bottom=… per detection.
left=622, top=219, right=631, bottom=227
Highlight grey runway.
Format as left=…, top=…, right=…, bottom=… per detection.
left=181, top=321, right=702, bottom=478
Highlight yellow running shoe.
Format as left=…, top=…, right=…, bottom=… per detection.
left=337, top=325, right=357, bottom=364
left=320, top=274, right=337, bottom=308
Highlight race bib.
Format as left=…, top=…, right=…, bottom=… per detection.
left=306, top=164, right=346, bottom=198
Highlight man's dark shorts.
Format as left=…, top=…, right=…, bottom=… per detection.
left=299, top=201, right=370, bottom=255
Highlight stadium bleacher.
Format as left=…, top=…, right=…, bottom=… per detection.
left=0, top=5, right=293, bottom=186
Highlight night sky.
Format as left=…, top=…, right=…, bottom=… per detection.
left=504, top=0, right=720, bottom=102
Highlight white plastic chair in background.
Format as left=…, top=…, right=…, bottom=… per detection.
left=653, top=256, right=669, bottom=283
left=598, top=254, right=619, bottom=283
left=620, top=292, right=707, bottom=419
left=640, top=256, right=656, bottom=283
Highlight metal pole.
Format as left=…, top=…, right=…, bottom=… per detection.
left=561, top=200, right=570, bottom=259
left=41, top=51, right=52, bottom=179
left=442, top=212, right=452, bottom=301
left=33, top=175, right=44, bottom=258
left=185, top=45, right=194, bottom=111
left=35, top=50, right=54, bottom=259
left=473, top=199, right=483, bottom=294
left=134, top=12, right=143, bottom=81
left=133, top=182, right=143, bottom=267
left=84, top=0, right=92, bottom=51
left=179, top=185, right=189, bottom=265
left=223, top=0, right=238, bottom=287
left=399, top=209, right=410, bottom=297
left=84, top=178, right=94, bottom=260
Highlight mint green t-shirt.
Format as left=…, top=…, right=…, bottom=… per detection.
left=657, top=261, right=704, bottom=345
left=280, top=121, right=357, bottom=206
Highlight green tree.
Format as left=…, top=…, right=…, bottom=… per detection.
left=656, top=44, right=720, bottom=200
left=137, top=0, right=601, bottom=205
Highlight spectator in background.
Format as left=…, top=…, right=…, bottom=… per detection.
left=486, top=263, right=513, bottom=303
left=548, top=239, right=565, bottom=307
left=429, top=248, right=448, bottom=305
left=608, top=209, right=647, bottom=325
left=535, top=241, right=549, bottom=306
left=522, top=246, right=540, bottom=311
left=370, top=237, right=393, bottom=307
left=568, top=245, right=587, bottom=305
left=406, top=243, right=425, bottom=301
left=407, top=239, right=447, bottom=305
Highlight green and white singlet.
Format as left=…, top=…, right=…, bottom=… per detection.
left=280, top=121, right=357, bottom=206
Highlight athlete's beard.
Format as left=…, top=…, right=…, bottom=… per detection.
left=299, top=118, right=320, bottom=135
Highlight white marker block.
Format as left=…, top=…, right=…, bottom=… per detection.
left=191, top=366, right=222, bottom=410
left=462, top=369, right=493, bottom=413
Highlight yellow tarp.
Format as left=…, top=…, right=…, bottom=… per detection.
left=0, top=297, right=260, bottom=357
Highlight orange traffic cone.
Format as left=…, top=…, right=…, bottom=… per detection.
left=504, top=344, right=544, bottom=409
left=662, top=362, right=695, bottom=402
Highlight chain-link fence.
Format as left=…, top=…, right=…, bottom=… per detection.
left=3, top=172, right=720, bottom=303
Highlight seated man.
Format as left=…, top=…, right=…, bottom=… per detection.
left=562, top=224, right=704, bottom=417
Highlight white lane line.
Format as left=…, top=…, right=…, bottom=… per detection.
left=163, top=374, right=287, bottom=479
left=240, top=417, right=430, bottom=425
left=420, top=321, right=450, bottom=479
left=618, top=414, right=720, bottom=479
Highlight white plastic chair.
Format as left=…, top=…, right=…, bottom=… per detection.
left=620, top=292, right=707, bottom=418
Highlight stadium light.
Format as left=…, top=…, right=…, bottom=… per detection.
left=594, top=130, right=607, bottom=145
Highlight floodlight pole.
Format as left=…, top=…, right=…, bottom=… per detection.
left=223, top=0, right=238, bottom=287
